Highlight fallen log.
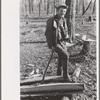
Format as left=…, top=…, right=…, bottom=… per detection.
left=21, top=93, right=72, bottom=99
left=20, top=41, right=46, bottom=44
left=21, top=76, right=64, bottom=86
left=21, top=83, right=84, bottom=96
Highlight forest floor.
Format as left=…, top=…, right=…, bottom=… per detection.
left=20, top=16, right=97, bottom=100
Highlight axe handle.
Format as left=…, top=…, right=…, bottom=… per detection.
left=41, top=50, right=54, bottom=83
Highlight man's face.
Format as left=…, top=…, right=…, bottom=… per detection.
left=57, top=7, right=67, bottom=18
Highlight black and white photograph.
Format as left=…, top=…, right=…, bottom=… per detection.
left=20, top=0, right=98, bottom=100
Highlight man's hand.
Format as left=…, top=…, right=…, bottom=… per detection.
left=65, top=42, right=75, bottom=47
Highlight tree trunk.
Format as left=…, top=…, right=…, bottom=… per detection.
left=44, top=0, right=47, bottom=10
left=29, top=0, right=33, bottom=14
left=47, top=0, right=49, bottom=15
left=66, top=0, right=76, bottom=43
left=39, top=0, right=42, bottom=16
left=82, top=0, right=85, bottom=14
left=76, top=0, right=79, bottom=14
left=92, top=0, right=96, bottom=14
left=54, top=0, right=56, bottom=15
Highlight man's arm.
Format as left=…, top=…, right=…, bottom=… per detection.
left=45, top=18, right=54, bottom=49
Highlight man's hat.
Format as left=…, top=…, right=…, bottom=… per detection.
left=56, top=4, right=68, bottom=9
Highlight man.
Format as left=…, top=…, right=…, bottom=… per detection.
left=45, top=4, right=72, bottom=82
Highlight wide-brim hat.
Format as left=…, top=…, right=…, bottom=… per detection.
left=56, top=4, right=68, bottom=9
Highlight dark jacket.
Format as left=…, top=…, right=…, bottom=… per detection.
left=45, top=15, right=73, bottom=48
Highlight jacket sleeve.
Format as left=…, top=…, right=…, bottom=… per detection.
left=45, top=18, right=53, bottom=48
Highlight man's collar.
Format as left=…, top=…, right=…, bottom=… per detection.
left=54, top=14, right=66, bottom=21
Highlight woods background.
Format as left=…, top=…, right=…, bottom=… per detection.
left=20, top=0, right=97, bottom=99
left=20, top=0, right=96, bottom=18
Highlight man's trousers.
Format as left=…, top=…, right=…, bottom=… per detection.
left=54, top=43, right=70, bottom=81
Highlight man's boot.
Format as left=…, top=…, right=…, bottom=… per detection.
left=62, top=60, right=71, bottom=82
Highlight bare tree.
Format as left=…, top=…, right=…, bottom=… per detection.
left=47, top=0, right=50, bottom=15
left=44, top=0, right=47, bottom=11
left=92, top=0, right=96, bottom=14
left=82, top=0, right=85, bottom=14
left=53, top=0, right=56, bottom=15
left=66, top=0, right=76, bottom=42
left=39, top=0, right=42, bottom=16
left=29, top=0, right=33, bottom=14
left=76, top=0, right=79, bottom=14
left=82, top=0, right=93, bottom=15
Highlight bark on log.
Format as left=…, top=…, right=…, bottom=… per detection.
left=21, top=83, right=84, bottom=95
